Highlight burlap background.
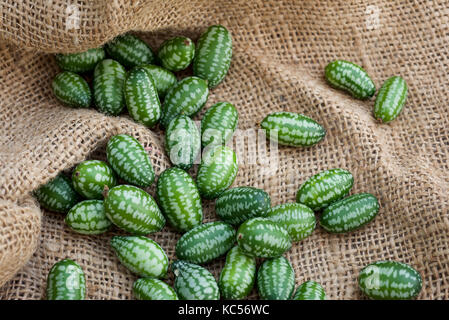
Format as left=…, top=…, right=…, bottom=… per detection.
left=0, top=0, right=448, bottom=300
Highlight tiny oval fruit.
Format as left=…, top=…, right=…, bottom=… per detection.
left=34, top=174, right=80, bottom=213
left=141, top=64, right=177, bottom=99
left=292, top=281, right=326, bottom=300
left=105, top=34, right=155, bottom=68
left=257, top=256, right=295, bottom=300
left=52, top=71, right=91, bottom=108
left=158, top=36, right=195, bottom=72
left=46, top=259, right=86, bottom=300
left=201, top=102, right=238, bottom=148
left=72, top=160, right=117, bottom=199
left=373, top=76, right=408, bottom=123
left=93, top=59, right=126, bottom=115
left=133, top=278, right=178, bottom=300
left=55, top=47, right=105, bottom=73
left=65, top=200, right=111, bottom=235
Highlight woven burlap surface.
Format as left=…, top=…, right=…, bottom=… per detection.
left=0, top=0, right=448, bottom=299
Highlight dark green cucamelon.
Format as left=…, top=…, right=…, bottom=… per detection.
left=257, top=256, right=295, bottom=300
left=106, top=134, right=155, bottom=187
left=141, top=64, right=177, bottom=99
left=373, top=76, right=408, bottom=123
left=266, top=203, right=316, bottom=242
left=320, top=193, right=379, bottom=233
left=52, top=71, right=91, bottom=108
left=72, top=160, right=117, bottom=199
left=175, top=221, right=236, bottom=264
left=65, top=200, right=111, bottom=235
left=292, top=281, right=326, bottom=300
left=193, top=25, right=232, bottom=88
left=157, top=36, right=195, bottom=72
left=124, top=67, right=161, bottom=128
left=156, top=167, right=203, bottom=232
left=105, top=34, right=155, bottom=68
left=172, top=260, right=220, bottom=300
left=104, top=185, right=165, bottom=235
left=55, top=48, right=105, bottom=73
left=215, top=186, right=271, bottom=225
left=324, top=60, right=376, bottom=99
left=296, top=168, right=354, bottom=211
left=46, top=259, right=85, bottom=300
left=160, top=76, right=209, bottom=128
left=133, top=278, right=178, bottom=300
left=34, top=174, right=80, bottom=213
left=260, top=112, right=326, bottom=147
left=165, top=114, right=201, bottom=170
left=196, top=145, right=238, bottom=199
left=201, top=102, right=238, bottom=148
left=111, top=236, right=168, bottom=278
left=237, top=217, right=291, bottom=258
left=359, top=260, right=422, bottom=300
left=219, top=246, right=256, bottom=300
left=93, top=59, right=126, bottom=115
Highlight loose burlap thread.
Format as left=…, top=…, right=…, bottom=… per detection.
left=0, top=0, right=448, bottom=299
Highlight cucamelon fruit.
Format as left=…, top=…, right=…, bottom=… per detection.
left=266, top=202, right=316, bottom=242
left=106, top=134, right=155, bottom=187
left=324, top=60, right=376, bottom=99
left=34, top=174, right=80, bottom=213
left=237, top=217, right=291, bottom=258
left=65, top=199, right=111, bottom=235
left=175, top=221, right=236, bottom=264
left=71, top=160, right=117, bottom=199
left=105, top=34, right=155, bottom=68
left=260, top=111, right=326, bottom=147
left=133, top=278, right=178, bottom=300
left=193, top=25, right=232, bottom=88
left=358, top=260, right=422, bottom=300
left=124, top=67, right=161, bottom=128
left=218, top=246, right=256, bottom=300
left=93, top=59, right=126, bottom=115
left=156, top=167, right=203, bottom=232
left=201, top=101, right=238, bottom=148
left=157, top=36, right=195, bottom=72
left=141, top=64, right=177, bottom=99
left=257, top=256, right=295, bottom=300
left=52, top=71, right=91, bottom=108
left=46, top=259, right=85, bottom=300
left=111, top=236, right=168, bottom=278
left=292, top=281, right=326, bottom=300
left=296, top=168, right=354, bottom=211
left=373, top=76, right=408, bottom=123
left=104, top=185, right=165, bottom=235
left=172, top=260, right=220, bottom=300
left=215, top=186, right=271, bottom=225
left=55, top=47, right=105, bottom=73
left=320, top=193, right=380, bottom=233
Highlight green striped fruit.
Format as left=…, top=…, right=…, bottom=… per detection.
left=106, top=134, right=155, bottom=187
left=124, top=67, right=161, bottom=128
left=111, top=236, right=168, bottom=278
left=34, top=174, right=80, bottom=213
left=156, top=167, right=203, bottom=232
left=72, top=160, right=117, bottom=199
left=93, top=59, right=126, bottom=115
left=46, top=259, right=85, bottom=300
left=373, top=76, right=408, bottom=123
left=104, top=185, right=165, bottom=235
left=157, top=36, right=195, bottom=72
left=292, top=281, right=326, bottom=300
left=193, top=25, right=232, bottom=88
left=359, top=260, right=422, bottom=300
left=55, top=47, right=105, bottom=73
left=237, top=217, right=291, bottom=258
left=165, top=115, right=201, bottom=170
left=257, top=256, right=295, bottom=300
left=141, top=64, right=177, bottom=99
left=201, top=102, right=238, bottom=148
left=196, top=145, right=238, bottom=199
left=260, top=112, right=326, bottom=147
left=296, top=168, right=354, bottom=211
left=172, top=260, right=220, bottom=300
left=52, top=71, right=91, bottom=108
left=218, top=246, right=256, bottom=300
left=215, top=187, right=271, bottom=225
left=175, top=221, right=236, bottom=264
left=324, top=60, right=376, bottom=99
left=133, top=278, right=178, bottom=300
left=266, top=203, right=316, bottom=242
left=160, top=76, right=209, bottom=128
left=320, top=193, right=379, bottom=233
left=105, top=34, right=155, bottom=68
left=65, top=200, right=111, bottom=235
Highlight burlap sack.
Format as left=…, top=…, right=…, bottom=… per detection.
left=0, top=0, right=448, bottom=300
